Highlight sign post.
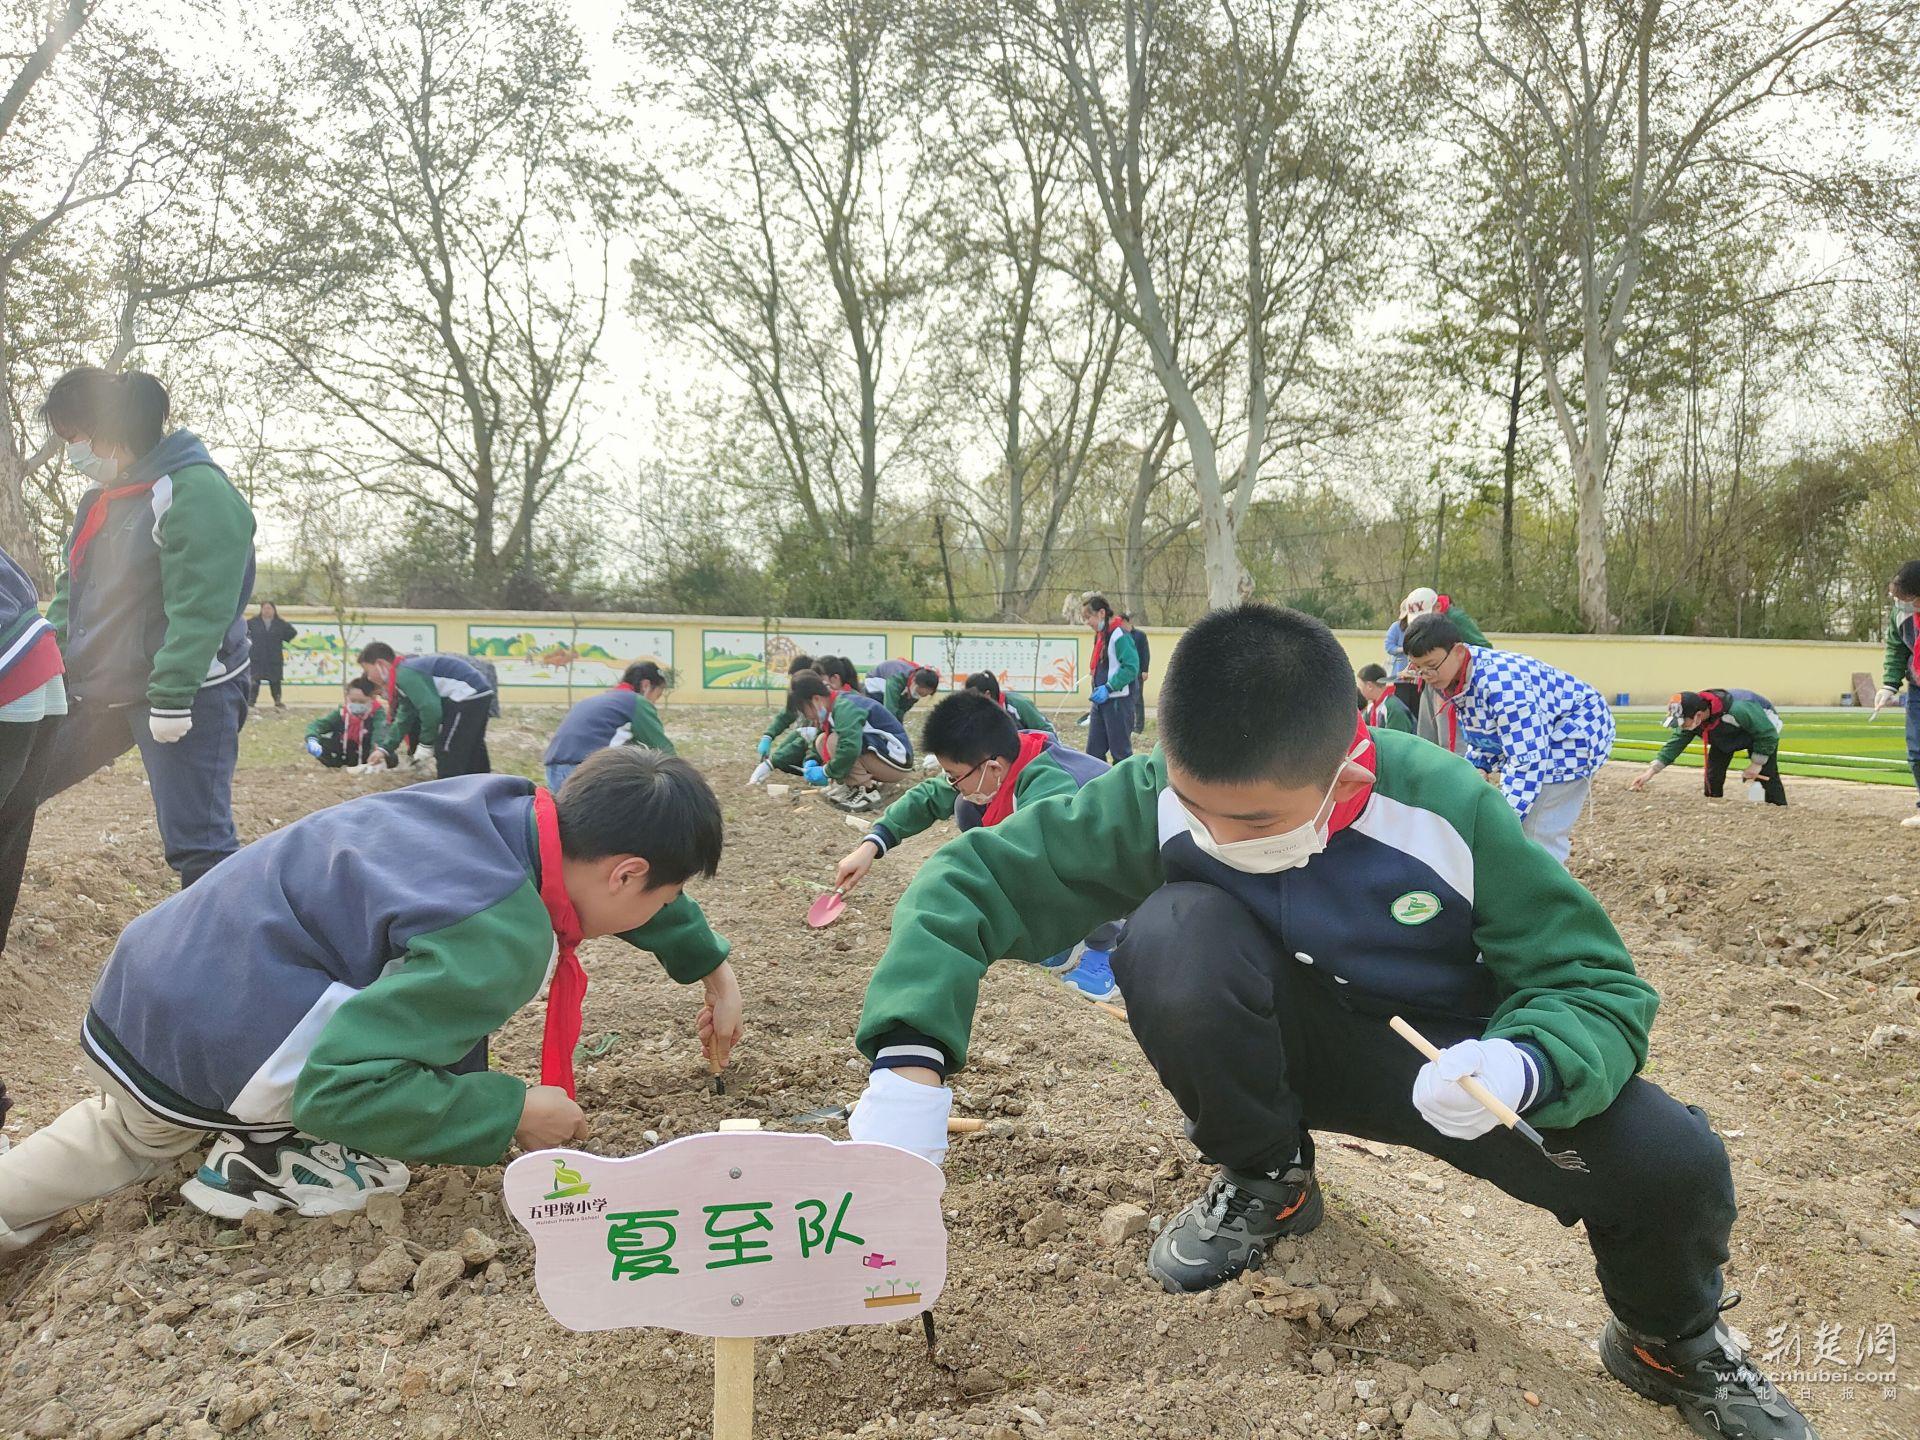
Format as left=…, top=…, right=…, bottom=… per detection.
left=505, top=1118, right=948, bottom=1440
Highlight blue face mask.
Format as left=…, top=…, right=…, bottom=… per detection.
left=67, top=439, right=119, bottom=484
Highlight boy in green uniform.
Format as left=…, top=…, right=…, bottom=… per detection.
left=754, top=653, right=815, bottom=764
left=304, top=678, right=386, bottom=768
left=1357, top=663, right=1415, bottom=733
left=1631, top=690, right=1785, bottom=806
left=832, top=691, right=1118, bottom=1001
left=0, top=748, right=739, bottom=1242
left=847, top=604, right=1815, bottom=1440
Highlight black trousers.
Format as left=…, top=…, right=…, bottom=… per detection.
left=249, top=672, right=284, bottom=705
left=0, top=715, right=62, bottom=951
left=436, top=697, right=492, bottom=777
left=313, top=734, right=374, bottom=768
left=1703, top=739, right=1785, bottom=805
left=1113, top=883, right=1736, bottom=1341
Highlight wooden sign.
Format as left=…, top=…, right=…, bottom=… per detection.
left=504, top=1130, right=948, bottom=1338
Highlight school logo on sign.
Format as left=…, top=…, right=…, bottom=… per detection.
left=1390, top=891, right=1441, bottom=926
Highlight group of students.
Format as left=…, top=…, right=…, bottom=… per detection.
left=0, top=598, right=1822, bottom=1440
left=304, top=645, right=499, bottom=778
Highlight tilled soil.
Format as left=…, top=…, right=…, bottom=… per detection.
left=2, top=705, right=1916, bottom=1440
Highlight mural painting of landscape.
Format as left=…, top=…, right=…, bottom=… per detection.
left=701, top=630, right=888, bottom=690
left=284, top=622, right=439, bottom=687
left=467, top=626, right=675, bottom=687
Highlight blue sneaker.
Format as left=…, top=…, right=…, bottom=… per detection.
left=1052, top=944, right=1118, bottom=1002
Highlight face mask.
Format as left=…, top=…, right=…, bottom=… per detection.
left=798, top=724, right=818, bottom=742
left=67, top=440, right=119, bottom=484
left=347, top=702, right=371, bottom=716
left=951, top=762, right=999, bottom=806
left=1896, top=599, right=1917, bottom=619
left=1179, top=769, right=1345, bottom=875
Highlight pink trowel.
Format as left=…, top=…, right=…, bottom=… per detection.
left=806, top=887, right=847, bottom=928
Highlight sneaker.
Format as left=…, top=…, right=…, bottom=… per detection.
left=1901, top=814, right=1920, bottom=829
left=180, top=1132, right=410, bottom=1220
left=1148, top=1163, right=1323, bottom=1292
left=1050, top=943, right=1119, bottom=1002
left=1600, top=1296, right=1818, bottom=1440
left=823, top=782, right=878, bottom=812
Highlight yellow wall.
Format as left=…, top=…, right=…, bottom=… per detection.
left=266, top=607, right=1880, bottom=710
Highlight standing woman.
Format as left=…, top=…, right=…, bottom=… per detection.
left=36, top=367, right=256, bottom=886
left=0, top=542, right=65, bottom=949
left=246, top=602, right=297, bottom=710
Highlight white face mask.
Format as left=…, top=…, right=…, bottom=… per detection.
left=1896, top=598, right=1917, bottom=619
left=1179, top=768, right=1346, bottom=875
left=798, top=724, right=819, bottom=742
left=67, top=439, right=119, bottom=484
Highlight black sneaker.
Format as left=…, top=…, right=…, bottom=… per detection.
left=180, top=1132, right=409, bottom=1220
left=1600, top=1296, right=1819, bottom=1440
left=1147, top=1163, right=1322, bottom=1293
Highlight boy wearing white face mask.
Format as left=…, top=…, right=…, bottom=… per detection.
left=849, top=604, right=1812, bottom=1440
left=1874, top=559, right=1920, bottom=828
left=36, top=366, right=255, bottom=888
left=832, top=691, right=1118, bottom=1001
left=305, top=679, right=387, bottom=768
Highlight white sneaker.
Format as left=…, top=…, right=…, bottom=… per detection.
left=824, top=782, right=878, bottom=812
left=180, top=1132, right=409, bottom=1220
left=1901, top=814, right=1920, bottom=829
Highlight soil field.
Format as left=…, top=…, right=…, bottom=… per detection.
left=3, top=704, right=1917, bottom=1440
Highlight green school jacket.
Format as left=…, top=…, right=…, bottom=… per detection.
left=855, top=732, right=1656, bottom=1130
left=869, top=748, right=1085, bottom=850
left=1655, top=699, right=1780, bottom=765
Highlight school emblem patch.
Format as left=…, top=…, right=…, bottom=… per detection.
left=1390, top=890, right=1441, bottom=926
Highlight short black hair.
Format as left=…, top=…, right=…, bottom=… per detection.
left=345, top=676, right=377, bottom=697
left=963, top=670, right=1003, bottom=701
left=1084, top=593, right=1113, bottom=619
left=623, top=660, right=668, bottom=689
left=921, top=691, right=1020, bottom=766
left=1356, top=663, right=1388, bottom=684
left=1895, top=560, right=1920, bottom=599
left=358, top=641, right=396, bottom=665
left=1159, top=603, right=1355, bottom=785
left=819, top=656, right=860, bottom=688
left=42, top=366, right=171, bottom=457
left=910, top=666, right=940, bottom=692
left=1402, top=614, right=1461, bottom=657
left=787, top=653, right=816, bottom=675
left=1677, top=691, right=1712, bottom=719
left=555, top=747, right=724, bottom=885
left=788, top=672, right=833, bottom=710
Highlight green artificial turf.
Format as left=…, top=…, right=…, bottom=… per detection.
left=1611, top=709, right=1913, bottom=786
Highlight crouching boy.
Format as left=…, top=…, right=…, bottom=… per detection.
left=304, top=677, right=386, bottom=768
left=849, top=604, right=1815, bottom=1440
left=0, top=748, right=740, bottom=1245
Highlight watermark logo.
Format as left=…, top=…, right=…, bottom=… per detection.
left=545, top=1158, right=592, bottom=1201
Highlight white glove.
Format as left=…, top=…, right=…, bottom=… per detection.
left=1875, top=686, right=1899, bottom=712
left=148, top=712, right=193, bottom=744
left=847, top=1069, right=951, bottom=1165
left=748, top=760, right=773, bottom=785
left=411, top=746, right=434, bottom=768
left=1410, top=1037, right=1532, bottom=1140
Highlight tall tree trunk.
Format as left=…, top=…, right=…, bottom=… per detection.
left=1500, top=329, right=1523, bottom=598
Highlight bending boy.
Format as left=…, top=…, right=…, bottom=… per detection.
left=545, top=660, right=674, bottom=791
left=0, top=749, right=739, bottom=1243
left=848, top=604, right=1812, bottom=1440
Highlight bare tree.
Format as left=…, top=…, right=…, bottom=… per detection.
left=1007, top=0, right=1397, bottom=607
left=1429, top=0, right=1913, bottom=630
left=239, top=0, right=619, bottom=600
left=627, top=0, right=946, bottom=574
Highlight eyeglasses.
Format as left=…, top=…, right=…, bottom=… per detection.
left=942, top=760, right=999, bottom=795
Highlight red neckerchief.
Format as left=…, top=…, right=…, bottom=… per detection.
left=1327, top=715, right=1379, bottom=836
left=1090, top=617, right=1123, bottom=684
left=1695, top=689, right=1728, bottom=746
left=532, top=786, right=588, bottom=1097
left=1432, top=648, right=1474, bottom=753
left=382, top=654, right=409, bottom=715
left=613, top=682, right=635, bottom=693
left=67, top=479, right=160, bottom=573
left=1434, top=594, right=1453, bottom=616
left=1363, top=695, right=1387, bottom=726
left=980, top=731, right=1051, bottom=826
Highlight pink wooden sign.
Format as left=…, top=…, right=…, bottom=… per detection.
left=504, top=1131, right=948, bottom=1337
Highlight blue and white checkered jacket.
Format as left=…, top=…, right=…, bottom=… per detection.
left=1444, top=646, right=1615, bottom=818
